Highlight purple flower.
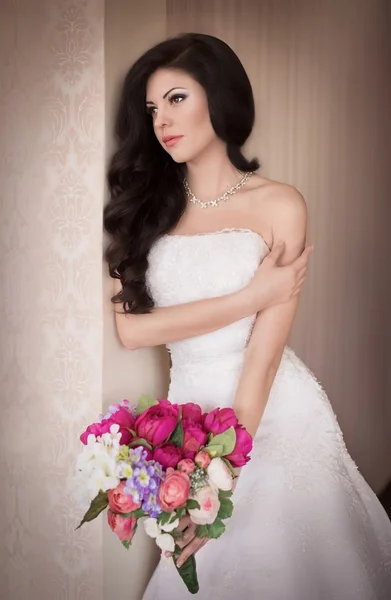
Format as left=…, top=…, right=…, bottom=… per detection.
left=122, top=449, right=166, bottom=514
left=142, top=492, right=162, bottom=518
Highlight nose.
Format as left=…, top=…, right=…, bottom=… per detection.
left=153, top=104, right=173, bottom=130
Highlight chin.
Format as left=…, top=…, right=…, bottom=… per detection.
left=172, top=146, right=207, bottom=165
left=168, top=151, right=192, bottom=164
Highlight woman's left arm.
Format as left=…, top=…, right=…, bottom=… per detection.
left=232, top=186, right=308, bottom=440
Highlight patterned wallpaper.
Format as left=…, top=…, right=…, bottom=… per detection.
left=0, top=1, right=105, bottom=599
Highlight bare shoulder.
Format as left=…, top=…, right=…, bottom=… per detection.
left=247, top=175, right=307, bottom=248
left=249, top=175, right=306, bottom=216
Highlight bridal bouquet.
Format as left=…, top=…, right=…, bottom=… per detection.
left=74, top=396, right=253, bottom=594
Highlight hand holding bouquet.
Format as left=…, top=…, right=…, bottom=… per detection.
left=75, top=396, right=253, bottom=594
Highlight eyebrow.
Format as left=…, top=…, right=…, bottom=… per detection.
left=146, top=87, right=186, bottom=105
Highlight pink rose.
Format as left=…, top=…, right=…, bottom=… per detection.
left=182, top=421, right=207, bottom=459
left=225, top=425, right=253, bottom=467
left=107, top=510, right=136, bottom=542
left=158, top=467, right=190, bottom=513
left=135, top=399, right=179, bottom=446
left=181, top=402, right=203, bottom=424
left=203, top=407, right=238, bottom=435
left=195, top=450, right=211, bottom=469
left=177, top=458, right=196, bottom=475
left=107, top=481, right=141, bottom=514
left=153, top=443, right=182, bottom=469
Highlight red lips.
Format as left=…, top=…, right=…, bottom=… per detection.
left=162, top=135, right=182, bottom=143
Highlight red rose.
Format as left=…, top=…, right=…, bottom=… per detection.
left=80, top=405, right=135, bottom=445
left=153, top=443, right=183, bottom=469
left=225, top=425, right=253, bottom=467
left=181, top=402, right=203, bottom=424
left=203, top=407, right=238, bottom=435
left=182, top=421, right=207, bottom=459
left=135, top=399, right=179, bottom=446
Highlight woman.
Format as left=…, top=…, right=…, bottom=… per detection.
left=103, top=33, right=391, bottom=600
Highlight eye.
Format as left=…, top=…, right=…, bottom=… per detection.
left=146, top=94, right=186, bottom=117
left=168, top=93, right=186, bottom=105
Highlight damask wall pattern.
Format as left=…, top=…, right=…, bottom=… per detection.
left=0, top=1, right=105, bottom=599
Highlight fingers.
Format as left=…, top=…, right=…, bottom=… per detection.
left=176, top=523, right=197, bottom=549
left=176, top=537, right=208, bottom=568
left=177, top=515, right=192, bottom=531
left=163, top=516, right=193, bottom=558
left=291, top=275, right=306, bottom=297
left=267, top=240, right=286, bottom=263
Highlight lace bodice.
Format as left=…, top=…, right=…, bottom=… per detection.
left=146, top=229, right=270, bottom=408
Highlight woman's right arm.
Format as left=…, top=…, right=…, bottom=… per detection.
left=114, top=242, right=313, bottom=350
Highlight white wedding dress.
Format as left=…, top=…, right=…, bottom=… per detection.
left=142, top=228, right=391, bottom=600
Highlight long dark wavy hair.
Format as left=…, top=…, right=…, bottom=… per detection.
left=103, top=32, right=260, bottom=315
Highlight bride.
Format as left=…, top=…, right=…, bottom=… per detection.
left=103, top=32, right=391, bottom=599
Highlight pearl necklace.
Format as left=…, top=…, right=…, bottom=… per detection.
left=183, top=171, right=253, bottom=209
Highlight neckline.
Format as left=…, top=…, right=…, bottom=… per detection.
left=164, top=228, right=271, bottom=251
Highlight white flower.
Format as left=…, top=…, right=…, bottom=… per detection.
left=143, top=516, right=179, bottom=553
left=207, top=457, right=233, bottom=491
left=74, top=425, right=122, bottom=506
left=188, top=485, right=220, bottom=525
left=160, top=518, right=180, bottom=533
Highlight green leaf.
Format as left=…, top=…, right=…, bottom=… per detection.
left=169, top=420, right=184, bottom=448
left=204, top=444, right=224, bottom=458
left=186, top=499, right=201, bottom=510
left=120, top=508, right=146, bottom=519
left=195, top=524, right=209, bottom=539
left=128, top=438, right=152, bottom=451
left=206, top=518, right=226, bottom=539
left=136, top=394, right=159, bottom=416
left=75, top=490, right=108, bottom=530
left=217, top=497, right=233, bottom=520
left=174, top=553, right=199, bottom=594
left=175, top=507, right=187, bottom=519
left=171, top=528, right=184, bottom=540
left=222, top=457, right=236, bottom=477
left=218, top=489, right=233, bottom=500
left=158, top=511, right=173, bottom=526
left=206, top=427, right=236, bottom=456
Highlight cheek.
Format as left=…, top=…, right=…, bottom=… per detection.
left=182, top=110, right=216, bottom=158
left=190, top=106, right=214, bottom=139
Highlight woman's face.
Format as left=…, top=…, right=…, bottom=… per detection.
left=146, top=68, right=218, bottom=163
